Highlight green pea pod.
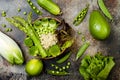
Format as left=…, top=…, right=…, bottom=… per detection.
left=76, top=41, right=90, bottom=61
left=98, top=0, right=113, bottom=20
left=56, top=52, right=71, bottom=64
left=37, top=0, right=61, bottom=15
left=73, top=4, right=89, bottom=26
left=46, top=69, right=70, bottom=76
left=27, top=0, right=42, bottom=15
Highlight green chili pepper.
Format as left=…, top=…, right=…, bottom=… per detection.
left=46, top=69, right=70, bottom=76
left=98, top=0, right=113, bottom=20
left=73, top=4, right=89, bottom=26
left=76, top=41, right=90, bottom=60
left=1, top=11, right=6, bottom=17
left=56, top=52, right=71, bottom=64
left=27, top=0, right=42, bottom=15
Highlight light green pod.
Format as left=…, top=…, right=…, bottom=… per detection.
left=37, top=0, right=61, bottom=15
left=98, top=0, right=113, bottom=20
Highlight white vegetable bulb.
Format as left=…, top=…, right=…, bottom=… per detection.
left=0, top=31, right=24, bottom=64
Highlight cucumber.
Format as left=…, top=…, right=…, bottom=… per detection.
left=37, top=0, right=61, bottom=15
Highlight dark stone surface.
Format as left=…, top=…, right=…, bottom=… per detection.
left=0, top=0, right=120, bottom=80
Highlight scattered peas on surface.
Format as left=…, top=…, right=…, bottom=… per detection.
left=77, top=31, right=81, bottom=35
left=81, top=35, right=86, bottom=42
left=23, top=12, right=27, bottom=15
left=27, top=0, right=42, bottom=15
left=17, top=8, right=21, bottom=12
left=5, top=28, right=12, bottom=32
left=1, top=11, right=6, bottom=17
left=1, top=24, right=6, bottom=28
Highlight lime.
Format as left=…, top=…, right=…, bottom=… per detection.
left=25, top=59, right=43, bottom=76
left=89, top=10, right=110, bottom=40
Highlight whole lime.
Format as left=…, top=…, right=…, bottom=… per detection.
left=25, top=59, right=43, bottom=76
left=89, top=10, right=111, bottom=40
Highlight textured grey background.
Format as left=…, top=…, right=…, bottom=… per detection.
left=0, top=0, right=120, bottom=80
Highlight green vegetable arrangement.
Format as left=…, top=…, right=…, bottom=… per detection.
left=6, top=12, right=74, bottom=59
left=79, top=53, right=115, bottom=80
left=6, top=12, right=47, bottom=58
left=0, top=31, right=24, bottom=65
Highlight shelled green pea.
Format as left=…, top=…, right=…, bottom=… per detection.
left=1, top=11, right=6, bottom=17
left=17, top=8, right=21, bottom=12
left=1, top=24, right=6, bottom=28
left=5, top=28, right=12, bottom=32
